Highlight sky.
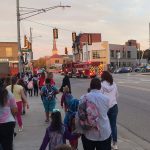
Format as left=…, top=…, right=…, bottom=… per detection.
left=0, top=0, right=150, bottom=59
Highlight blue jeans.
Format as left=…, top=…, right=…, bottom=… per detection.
left=107, top=104, right=118, bottom=142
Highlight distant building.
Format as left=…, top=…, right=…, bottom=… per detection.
left=0, top=42, right=18, bottom=62
left=82, top=41, right=110, bottom=70
left=72, top=33, right=101, bottom=62
left=78, top=39, right=138, bottom=68
left=0, top=42, right=19, bottom=75
left=109, top=43, right=137, bottom=68
left=45, top=39, right=73, bottom=69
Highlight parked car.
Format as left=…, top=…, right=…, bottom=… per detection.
left=114, top=67, right=131, bottom=73
left=134, top=66, right=150, bottom=72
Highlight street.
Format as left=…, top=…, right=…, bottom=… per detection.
left=14, top=73, right=150, bottom=150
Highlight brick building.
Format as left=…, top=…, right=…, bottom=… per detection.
left=72, top=33, right=101, bottom=62
left=0, top=42, right=18, bottom=62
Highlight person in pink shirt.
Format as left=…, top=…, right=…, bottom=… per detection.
left=0, top=78, right=18, bottom=150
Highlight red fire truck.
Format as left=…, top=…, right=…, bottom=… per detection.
left=62, top=61, right=104, bottom=78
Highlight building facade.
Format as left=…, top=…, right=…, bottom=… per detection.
left=76, top=39, right=138, bottom=69
left=82, top=41, right=110, bottom=70
left=72, top=33, right=101, bottom=62
left=0, top=42, right=18, bottom=62
left=109, top=43, right=137, bottom=68
left=45, top=39, right=73, bottom=69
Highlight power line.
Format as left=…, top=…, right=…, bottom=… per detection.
left=20, top=6, right=40, bottom=10
left=23, top=19, right=76, bottom=33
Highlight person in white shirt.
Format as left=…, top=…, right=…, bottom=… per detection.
left=80, top=78, right=111, bottom=150
left=101, top=71, right=119, bottom=150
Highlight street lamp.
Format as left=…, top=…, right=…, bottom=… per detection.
left=16, top=0, right=71, bottom=74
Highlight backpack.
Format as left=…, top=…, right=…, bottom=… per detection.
left=27, top=81, right=33, bottom=89
left=64, top=99, right=79, bottom=132
left=78, top=95, right=100, bottom=130
left=48, top=126, right=65, bottom=150
left=43, top=85, right=55, bottom=100
left=64, top=93, right=73, bottom=107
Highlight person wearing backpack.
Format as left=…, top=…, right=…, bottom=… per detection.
left=0, top=78, right=18, bottom=150
left=61, top=85, right=73, bottom=112
left=101, top=71, right=119, bottom=150
left=27, top=77, right=33, bottom=97
left=77, top=78, right=111, bottom=150
left=59, top=72, right=71, bottom=93
left=33, top=74, right=39, bottom=96
left=40, top=78, right=59, bottom=122
left=64, top=98, right=79, bottom=150
left=39, top=110, right=78, bottom=150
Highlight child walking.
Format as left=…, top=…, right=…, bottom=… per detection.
left=39, top=110, right=78, bottom=150
left=64, top=98, right=79, bottom=150
left=61, top=85, right=73, bottom=112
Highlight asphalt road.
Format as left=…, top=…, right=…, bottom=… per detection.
left=114, top=73, right=150, bottom=144
left=56, top=73, right=150, bottom=145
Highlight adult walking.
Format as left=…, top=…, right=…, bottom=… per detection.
left=17, top=78, right=27, bottom=115
left=60, top=72, right=71, bottom=93
left=0, top=78, right=18, bottom=150
left=6, top=76, right=29, bottom=131
left=27, top=77, right=33, bottom=97
left=33, top=74, right=39, bottom=96
left=79, top=78, right=111, bottom=150
left=101, top=71, right=119, bottom=150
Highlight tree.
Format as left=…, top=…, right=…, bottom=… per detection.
left=143, top=49, right=150, bottom=63
left=137, top=50, right=143, bottom=59
left=32, top=57, right=46, bottom=69
left=38, top=58, right=46, bottom=68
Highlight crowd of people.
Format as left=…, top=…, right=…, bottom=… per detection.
left=0, top=70, right=119, bottom=150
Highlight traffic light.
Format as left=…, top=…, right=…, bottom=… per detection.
left=28, top=42, right=32, bottom=50
left=24, top=35, right=28, bottom=47
left=65, top=47, right=68, bottom=55
left=72, top=32, right=76, bottom=42
left=53, top=28, right=58, bottom=39
left=88, top=34, right=92, bottom=45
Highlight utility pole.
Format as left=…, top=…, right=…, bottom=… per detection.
left=16, top=1, right=71, bottom=75
left=16, top=0, right=22, bottom=74
left=149, top=23, right=150, bottom=50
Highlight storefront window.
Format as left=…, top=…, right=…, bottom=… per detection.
left=6, top=47, right=12, bottom=57
left=92, top=50, right=100, bottom=59
left=55, top=60, right=59, bottom=63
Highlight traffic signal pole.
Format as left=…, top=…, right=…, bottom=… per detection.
left=16, top=1, right=71, bottom=75
left=16, top=0, right=22, bottom=74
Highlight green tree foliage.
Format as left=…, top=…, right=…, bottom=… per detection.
left=143, top=49, right=150, bottom=62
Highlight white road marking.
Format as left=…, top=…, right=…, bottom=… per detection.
left=118, top=84, right=150, bottom=92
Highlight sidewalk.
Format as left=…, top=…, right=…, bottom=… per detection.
left=14, top=94, right=147, bottom=150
